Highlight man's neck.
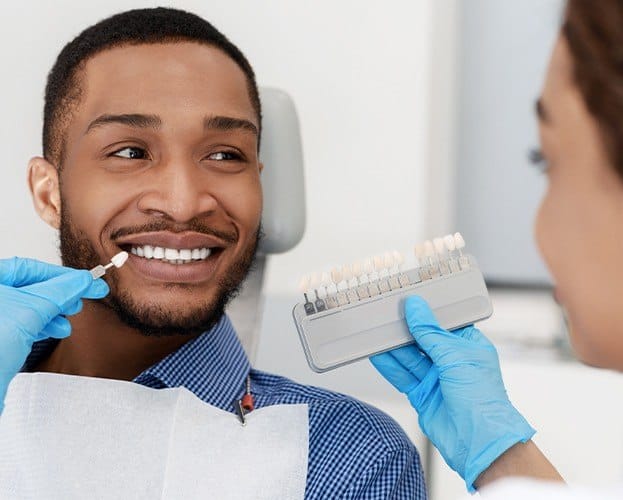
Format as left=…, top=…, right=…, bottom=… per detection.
left=35, top=301, right=199, bottom=381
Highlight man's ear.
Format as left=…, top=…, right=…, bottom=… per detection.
left=258, top=161, right=264, bottom=174
left=28, top=156, right=61, bottom=229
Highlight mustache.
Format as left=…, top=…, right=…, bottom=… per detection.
left=109, top=220, right=238, bottom=244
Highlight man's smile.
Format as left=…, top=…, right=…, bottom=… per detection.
left=114, top=230, right=228, bottom=283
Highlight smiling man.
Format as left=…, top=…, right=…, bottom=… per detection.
left=0, top=7, right=425, bottom=499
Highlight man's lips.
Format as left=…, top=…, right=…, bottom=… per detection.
left=112, top=231, right=230, bottom=283
left=114, top=231, right=229, bottom=250
left=123, top=252, right=221, bottom=283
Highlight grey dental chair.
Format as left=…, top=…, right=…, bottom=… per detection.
left=226, top=87, right=306, bottom=361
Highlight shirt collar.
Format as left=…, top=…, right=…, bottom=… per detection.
left=134, top=314, right=251, bottom=410
left=25, top=314, right=251, bottom=412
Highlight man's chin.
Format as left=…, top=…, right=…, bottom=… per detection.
left=103, top=292, right=226, bottom=337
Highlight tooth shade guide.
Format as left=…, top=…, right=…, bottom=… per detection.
left=293, top=237, right=491, bottom=373
left=298, top=233, right=471, bottom=315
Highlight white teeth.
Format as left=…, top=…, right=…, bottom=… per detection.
left=128, top=245, right=213, bottom=264
left=164, top=248, right=179, bottom=260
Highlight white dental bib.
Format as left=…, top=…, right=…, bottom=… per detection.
left=0, top=373, right=308, bottom=499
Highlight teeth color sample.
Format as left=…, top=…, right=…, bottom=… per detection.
left=111, top=251, right=129, bottom=268
left=299, top=233, right=470, bottom=312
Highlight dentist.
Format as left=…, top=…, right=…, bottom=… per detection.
left=372, top=0, right=623, bottom=497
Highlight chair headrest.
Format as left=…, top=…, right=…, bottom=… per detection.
left=258, top=87, right=306, bottom=254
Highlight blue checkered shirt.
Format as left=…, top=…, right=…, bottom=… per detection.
left=25, top=315, right=426, bottom=499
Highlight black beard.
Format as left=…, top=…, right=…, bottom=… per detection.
left=59, top=209, right=261, bottom=337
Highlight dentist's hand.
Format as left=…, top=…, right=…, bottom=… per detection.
left=370, top=296, right=535, bottom=492
left=0, top=257, right=109, bottom=412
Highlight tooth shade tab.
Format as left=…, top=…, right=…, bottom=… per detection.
left=309, top=272, right=321, bottom=289
left=433, top=238, right=445, bottom=255
left=320, top=272, right=331, bottom=287
left=454, top=232, right=466, bottom=249
left=383, top=252, right=394, bottom=268
left=331, top=268, right=343, bottom=284
left=392, top=251, right=404, bottom=266
left=111, top=251, right=129, bottom=268
left=341, top=265, right=353, bottom=281
left=351, top=262, right=363, bottom=278
left=424, top=240, right=435, bottom=257
left=444, top=234, right=456, bottom=252
left=299, top=275, right=310, bottom=292
left=373, top=256, right=384, bottom=271
left=414, top=244, right=425, bottom=259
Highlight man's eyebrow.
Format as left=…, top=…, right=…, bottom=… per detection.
left=535, top=98, right=550, bottom=123
left=204, top=115, right=258, bottom=136
left=85, top=113, right=162, bottom=134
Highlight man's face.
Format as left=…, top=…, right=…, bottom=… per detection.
left=55, top=42, right=262, bottom=335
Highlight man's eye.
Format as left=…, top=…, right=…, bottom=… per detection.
left=111, top=147, right=148, bottom=160
left=208, top=151, right=241, bottom=161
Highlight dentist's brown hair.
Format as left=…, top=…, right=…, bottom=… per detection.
left=564, top=0, right=623, bottom=176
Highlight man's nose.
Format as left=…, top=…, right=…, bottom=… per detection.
left=137, top=160, right=219, bottom=223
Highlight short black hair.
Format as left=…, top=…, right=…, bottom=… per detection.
left=43, top=7, right=261, bottom=167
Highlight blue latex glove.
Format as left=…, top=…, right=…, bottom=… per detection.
left=370, top=296, right=535, bottom=492
left=0, top=257, right=109, bottom=413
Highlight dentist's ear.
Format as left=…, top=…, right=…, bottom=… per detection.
left=28, top=156, right=61, bottom=229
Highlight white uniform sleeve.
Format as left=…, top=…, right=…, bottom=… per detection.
left=456, top=478, right=623, bottom=500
